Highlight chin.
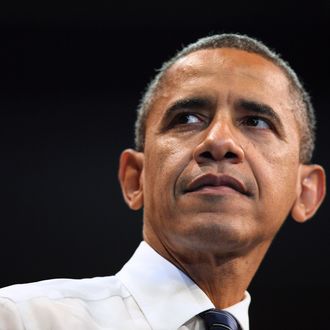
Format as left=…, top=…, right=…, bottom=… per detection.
left=172, top=217, right=255, bottom=257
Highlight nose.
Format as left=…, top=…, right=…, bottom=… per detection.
left=193, top=120, right=244, bottom=164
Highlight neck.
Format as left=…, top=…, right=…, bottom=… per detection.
left=145, top=235, right=270, bottom=309
left=177, top=249, right=265, bottom=308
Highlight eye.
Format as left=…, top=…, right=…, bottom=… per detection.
left=173, top=113, right=202, bottom=125
left=241, top=116, right=271, bottom=129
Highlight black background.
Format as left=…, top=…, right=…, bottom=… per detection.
left=0, top=1, right=329, bottom=329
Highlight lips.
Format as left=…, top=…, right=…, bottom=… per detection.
left=184, top=173, right=248, bottom=196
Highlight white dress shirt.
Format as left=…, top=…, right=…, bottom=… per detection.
left=0, top=241, right=250, bottom=330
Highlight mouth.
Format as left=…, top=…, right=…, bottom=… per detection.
left=184, top=173, right=249, bottom=196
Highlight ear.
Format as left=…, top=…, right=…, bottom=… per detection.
left=291, top=164, right=326, bottom=223
left=118, top=149, right=144, bottom=210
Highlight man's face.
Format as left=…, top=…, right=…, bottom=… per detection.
left=141, top=48, right=302, bottom=256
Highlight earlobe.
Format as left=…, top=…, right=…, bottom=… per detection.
left=118, top=149, right=144, bottom=210
left=291, top=164, right=326, bottom=223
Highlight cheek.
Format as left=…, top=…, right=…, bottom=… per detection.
left=142, top=137, right=193, bottom=234
left=252, top=143, right=300, bottom=210
left=143, top=137, right=192, bottom=199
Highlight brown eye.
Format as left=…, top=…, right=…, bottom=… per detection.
left=242, top=117, right=270, bottom=129
left=176, top=113, right=201, bottom=125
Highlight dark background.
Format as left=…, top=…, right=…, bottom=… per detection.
left=0, top=1, right=329, bottom=329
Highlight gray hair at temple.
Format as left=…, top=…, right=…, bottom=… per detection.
left=134, top=33, right=316, bottom=164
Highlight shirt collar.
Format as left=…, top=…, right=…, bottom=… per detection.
left=116, top=241, right=250, bottom=330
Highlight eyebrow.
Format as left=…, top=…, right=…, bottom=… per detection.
left=237, top=99, right=284, bottom=132
left=160, top=96, right=286, bottom=137
left=165, top=97, right=213, bottom=114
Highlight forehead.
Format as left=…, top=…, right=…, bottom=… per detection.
left=148, top=48, right=294, bottom=121
left=164, top=48, right=290, bottom=95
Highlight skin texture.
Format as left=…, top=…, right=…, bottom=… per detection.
left=119, top=48, right=326, bottom=308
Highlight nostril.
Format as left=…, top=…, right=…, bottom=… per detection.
left=224, top=152, right=237, bottom=159
left=200, top=151, right=214, bottom=159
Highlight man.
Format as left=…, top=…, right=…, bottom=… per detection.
left=0, top=33, right=326, bottom=329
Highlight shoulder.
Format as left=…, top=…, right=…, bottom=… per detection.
left=0, top=276, right=128, bottom=303
left=0, top=276, right=131, bottom=329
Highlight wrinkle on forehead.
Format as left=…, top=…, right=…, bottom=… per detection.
left=163, top=48, right=290, bottom=94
